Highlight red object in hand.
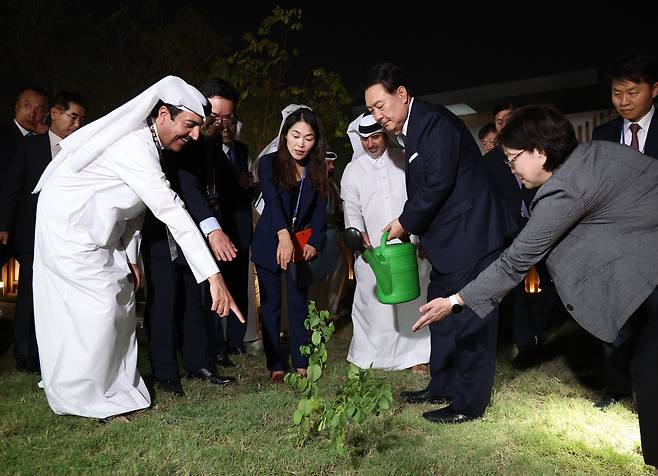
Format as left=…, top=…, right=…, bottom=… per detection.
left=292, top=228, right=312, bottom=262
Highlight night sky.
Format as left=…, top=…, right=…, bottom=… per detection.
left=3, top=1, right=658, bottom=111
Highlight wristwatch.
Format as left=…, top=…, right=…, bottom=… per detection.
left=449, top=294, right=463, bottom=314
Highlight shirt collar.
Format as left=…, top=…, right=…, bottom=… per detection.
left=401, top=97, right=414, bottom=140
left=48, top=129, right=63, bottom=145
left=14, top=119, right=31, bottom=136
left=623, top=104, right=655, bottom=131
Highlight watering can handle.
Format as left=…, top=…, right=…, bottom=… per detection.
left=380, top=231, right=389, bottom=248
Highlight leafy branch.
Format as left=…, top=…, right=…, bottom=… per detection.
left=285, top=302, right=393, bottom=454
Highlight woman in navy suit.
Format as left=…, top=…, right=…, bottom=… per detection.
left=251, top=106, right=328, bottom=383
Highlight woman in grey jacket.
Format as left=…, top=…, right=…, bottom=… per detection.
left=414, top=105, right=658, bottom=469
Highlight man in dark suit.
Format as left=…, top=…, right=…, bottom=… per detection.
left=364, top=63, right=517, bottom=423
left=592, top=54, right=657, bottom=157
left=591, top=53, right=658, bottom=408
left=0, top=86, right=50, bottom=269
left=0, top=91, right=84, bottom=373
left=195, top=78, right=255, bottom=365
left=482, top=99, right=559, bottom=369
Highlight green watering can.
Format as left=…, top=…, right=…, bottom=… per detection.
left=343, top=227, right=420, bottom=304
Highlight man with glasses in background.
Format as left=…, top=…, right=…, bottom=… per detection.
left=196, top=78, right=254, bottom=366
left=0, top=92, right=85, bottom=373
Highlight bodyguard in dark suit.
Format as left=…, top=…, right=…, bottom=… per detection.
left=591, top=53, right=658, bottom=407
left=207, top=119, right=254, bottom=358
left=0, top=92, right=84, bottom=373
left=0, top=86, right=49, bottom=270
left=421, top=105, right=658, bottom=468
left=364, top=63, right=517, bottom=423
left=483, top=142, right=559, bottom=368
left=192, top=78, right=254, bottom=364
left=592, top=54, right=657, bottom=158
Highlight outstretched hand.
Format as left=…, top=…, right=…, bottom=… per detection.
left=208, top=273, right=245, bottom=322
left=413, top=296, right=453, bottom=332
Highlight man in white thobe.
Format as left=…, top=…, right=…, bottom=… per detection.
left=341, top=113, right=430, bottom=370
left=32, top=76, right=242, bottom=420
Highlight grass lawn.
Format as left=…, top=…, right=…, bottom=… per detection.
left=0, top=315, right=653, bottom=475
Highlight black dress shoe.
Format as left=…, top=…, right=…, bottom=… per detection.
left=16, top=357, right=41, bottom=375
left=511, top=350, right=540, bottom=370
left=400, top=388, right=451, bottom=405
left=227, top=345, right=247, bottom=355
left=213, top=354, right=236, bottom=368
left=423, top=406, right=481, bottom=424
left=593, top=393, right=626, bottom=409
left=187, top=368, right=235, bottom=385
left=156, top=378, right=185, bottom=396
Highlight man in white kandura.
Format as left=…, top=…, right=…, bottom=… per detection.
left=341, top=112, right=430, bottom=370
left=32, top=76, right=242, bottom=420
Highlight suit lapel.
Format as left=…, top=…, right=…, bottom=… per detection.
left=644, top=116, right=658, bottom=159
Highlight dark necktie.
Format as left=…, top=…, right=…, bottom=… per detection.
left=26, top=131, right=35, bottom=136
left=629, top=123, right=641, bottom=151
left=227, top=146, right=240, bottom=173
left=515, top=175, right=530, bottom=218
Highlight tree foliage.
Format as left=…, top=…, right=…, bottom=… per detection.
left=1, top=2, right=351, bottom=162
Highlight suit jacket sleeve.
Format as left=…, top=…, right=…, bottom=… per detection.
left=460, top=181, right=587, bottom=317
left=399, top=113, right=461, bottom=235
left=259, top=154, right=289, bottom=233
left=0, top=139, right=26, bottom=231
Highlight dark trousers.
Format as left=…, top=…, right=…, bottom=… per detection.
left=629, top=287, right=658, bottom=466
left=255, top=264, right=309, bottom=372
left=426, top=249, right=501, bottom=417
left=144, top=256, right=209, bottom=380
left=0, top=244, right=13, bottom=269
left=600, top=311, right=643, bottom=398
left=13, top=252, right=39, bottom=367
left=206, top=252, right=249, bottom=356
left=505, top=263, right=558, bottom=354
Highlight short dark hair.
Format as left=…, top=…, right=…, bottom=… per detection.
left=149, top=100, right=185, bottom=120
left=364, top=63, right=412, bottom=96
left=52, top=91, right=86, bottom=111
left=493, top=99, right=522, bottom=117
left=17, top=84, right=50, bottom=103
left=609, top=54, right=658, bottom=86
left=496, top=105, right=578, bottom=172
left=197, top=77, right=240, bottom=104
left=478, top=122, right=497, bottom=140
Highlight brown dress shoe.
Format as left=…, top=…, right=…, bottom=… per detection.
left=295, top=368, right=307, bottom=378
left=271, top=370, right=285, bottom=384
left=409, top=363, right=429, bottom=374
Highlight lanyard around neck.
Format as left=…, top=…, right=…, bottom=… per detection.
left=291, top=168, right=306, bottom=229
